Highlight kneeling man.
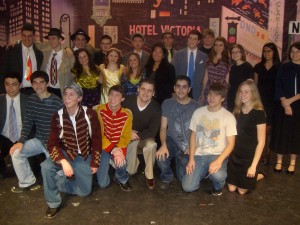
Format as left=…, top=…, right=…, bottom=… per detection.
left=41, top=83, right=101, bottom=219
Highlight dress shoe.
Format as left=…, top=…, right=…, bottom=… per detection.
left=11, top=182, right=42, bottom=193
left=146, top=178, right=155, bottom=190
left=45, top=206, right=60, bottom=219
left=286, top=165, right=295, bottom=175
left=113, top=177, right=133, bottom=192
left=273, top=163, right=282, bottom=173
left=160, top=182, right=170, bottom=190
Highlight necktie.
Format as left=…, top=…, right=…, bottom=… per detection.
left=188, top=51, right=195, bottom=86
left=50, top=53, right=58, bottom=85
left=167, top=49, right=172, bottom=63
left=25, top=48, right=32, bottom=81
left=8, top=99, right=18, bottom=143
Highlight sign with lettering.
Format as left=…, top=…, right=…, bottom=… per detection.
left=289, top=21, right=300, bottom=34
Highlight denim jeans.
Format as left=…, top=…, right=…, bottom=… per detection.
left=156, top=137, right=188, bottom=183
left=12, top=138, right=49, bottom=187
left=182, top=155, right=228, bottom=192
left=97, top=150, right=129, bottom=188
left=41, top=152, right=93, bottom=208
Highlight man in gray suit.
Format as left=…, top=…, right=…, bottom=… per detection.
left=0, top=72, right=28, bottom=178
left=172, top=30, right=207, bottom=102
left=41, top=28, right=75, bottom=98
left=122, top=33, right=149, bottom=69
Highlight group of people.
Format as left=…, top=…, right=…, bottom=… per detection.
left=0, top=23, right=300, bottom=219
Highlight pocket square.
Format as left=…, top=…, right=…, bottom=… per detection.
left=199, top=60, right=203, bottom=64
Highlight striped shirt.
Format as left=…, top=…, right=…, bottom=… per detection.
left=94, top=103, right=132, bottom=155
left=19, top=93, right=63, bottom=148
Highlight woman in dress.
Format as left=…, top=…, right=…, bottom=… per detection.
left=201, top=37, right=230, bottom=107
left=227, top=79, right=266, bottom=194
left=99, top=48, right=125, bottom=104
left=254, top=43, right=281, bottom=165
left=145, top=43, right=175, bottom=104
left=71, top=48, right=101, bottom=107
left=227, top=44, right=254, bottom=112
left=271, top=42, right=300, bottom=175
left=121, top=52, right=144, bottom=96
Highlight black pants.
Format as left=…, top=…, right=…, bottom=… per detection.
left=0, top=135, right=13, bottom=173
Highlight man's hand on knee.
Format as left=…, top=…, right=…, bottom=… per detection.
left=9, top=143, right=23, bottom=155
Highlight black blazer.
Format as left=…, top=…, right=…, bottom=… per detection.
left=0, top=93, right=28, bottom=133
left=5, top=43, right=44, bottom=82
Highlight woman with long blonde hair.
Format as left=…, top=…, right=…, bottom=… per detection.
left=227, top=79, right=266, bottom=194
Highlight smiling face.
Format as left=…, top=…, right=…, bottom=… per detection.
left=108, top=90, right=124, bottom=110
left=137, top=82, right=155, bottom=103
left=174, top=79, right=190, bottom=101
left=107, top=50, right=120, bottom=64
left=21, top=30, right=34, bottom=48
left=207, top=91, right=224, bottom=109
left=187, top=34, right=200, bottom=50
left=31, top=77, right=48, bottom=96
left=128, top=54, right=140, bottom=69
left=78, top=51, right=89, bottom=67
left=203, top=34, right=214, bottom=48
left=263, top=47, right=274, bottom=62
left=74, top=34, right=87, bottom=49
left=152, top=46, right=164, bottom=63
left=290, top=46, right=300, bottom=64
left=162, top=33, right=174, bottom=49
left=100, top=38, right=112, bottom=53
left=239, top=84, right=252, bottom=105
left=132, top=37, right=144, bottom=52
left=214, top=40, right=225, bottom=54
left=231, top=47, right=242, bottom=62
left=48, top=36, right=62, bottom=51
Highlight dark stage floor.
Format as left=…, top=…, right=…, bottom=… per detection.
left=0, top=155, right=299, bottom=225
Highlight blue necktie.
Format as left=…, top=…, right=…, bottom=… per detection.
left=188, top=51, right=195, bottom=86
left=9, top=99, right=18, bottom=143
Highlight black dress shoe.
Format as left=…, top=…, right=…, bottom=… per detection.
left=45, top=206, right=60, bottom=219
left=113, top=177, right=133, bottom=192
left=286, top=165, right=295, bottom=175
left=273, top=163, right=282, bottom=173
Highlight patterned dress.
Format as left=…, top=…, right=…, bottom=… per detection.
left=203, top=60, right=229, bottom=107
left=99, top=64, right=125, bottom=104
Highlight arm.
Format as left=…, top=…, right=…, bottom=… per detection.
left=208, top=135, right=235, bottom=174
left=116, top=110, right=133, bottom=156
left=247, top=123, right=266, bottom=177
left=200, top=69, right=208, bottom=103
left=186, top=130, right=196, bottom=175
left=156, top=116, right=169, bottom=160
left=225, top=72, right=229, bottom=84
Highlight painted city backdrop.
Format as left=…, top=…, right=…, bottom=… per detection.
left=1, top=0, right=300, bottom=64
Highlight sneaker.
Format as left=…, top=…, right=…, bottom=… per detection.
left=212, top=188, right=222, bottom=196
left=160, top=182, right=170, bottom=190
left=11, top=182, right=42, bottom=193
left=113, top=177, right=133, bottom=192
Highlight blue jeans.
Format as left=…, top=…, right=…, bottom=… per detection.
left=182, top=155, right=228, bottom=192
left=156, top=137, right=188, bottom=183
left=41, top=152, right=93, bottom=208
left=97, top=150, right=129, bottom=188
left=12, top=138, right=49, bottom=187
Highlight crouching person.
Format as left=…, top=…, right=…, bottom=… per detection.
left=41, top=83, right=101, bottom=219
left=94, top=85, right=133, bottom=191
left=182, top=83, right=237, bottom=196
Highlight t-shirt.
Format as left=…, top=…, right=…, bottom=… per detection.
left=162, top=97, right=200, bottom=151
left=189, top=106, right=237, bottom=156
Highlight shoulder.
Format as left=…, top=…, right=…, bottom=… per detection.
left=162, top=97, right=175, bottom=108
left=121, top=107, right=133, bottom=117
left=93, top=103, right=106, bottom=112
left=251, top=109, right=266, bottom=121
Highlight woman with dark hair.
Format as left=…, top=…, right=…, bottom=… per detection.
left=99, top=48, right=125, bottom=104
left=271, top=41, right=300, bottom=175
left=227, top=44, right=254, bottom=112
left=201, top=37, right=230, bottom=107
left=145, top=43, right=176, bottom=104
left=121, top=52, right=144, bottom=96
left=254, top=42, right=281, bottom=165
left=71, top=48, right=101, bottom=107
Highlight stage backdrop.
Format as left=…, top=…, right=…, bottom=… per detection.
left=2, top=0, right=300, bottom=64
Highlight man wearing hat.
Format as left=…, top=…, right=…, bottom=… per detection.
left=41, top=28, right=75, bottom=98
left=122, top=32, right=149, bottom=69
left=70, top=28, right=97, bottom=56
left=162, top=30, right=176, bottom=63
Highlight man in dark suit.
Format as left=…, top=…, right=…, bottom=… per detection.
left=172, top=30, right=207, bottom=102
left=122, top=33, right=149, bottom=69
left=5, top=24, right=44, bottom=95
left=94, top=34, right=112, bottom=65
left=0, top=72, right=28, bottom=178
left=162, top=30, right=176, bottom=63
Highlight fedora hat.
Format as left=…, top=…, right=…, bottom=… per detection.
left=44, top=28, right=65, bottom=40
left=70, top=29, right=90, bottom=42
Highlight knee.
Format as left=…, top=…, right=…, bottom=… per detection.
left=228, top=184, right=237, bottom=192
left=237, top=188, right=248, bottom=195
left=41, top=158, right=54, bottom=172
left=145, top=141, right=157, bottom=151
left=182, top=179, right=198, bottom=193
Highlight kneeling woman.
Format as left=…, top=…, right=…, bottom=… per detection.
left=227, top=79, right=266, bottom=194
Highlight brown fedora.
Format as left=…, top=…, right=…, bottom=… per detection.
left=44, top=28, right=65, bottom=40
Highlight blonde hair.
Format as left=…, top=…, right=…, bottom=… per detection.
left=233, top=79, right=264, bottom=117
